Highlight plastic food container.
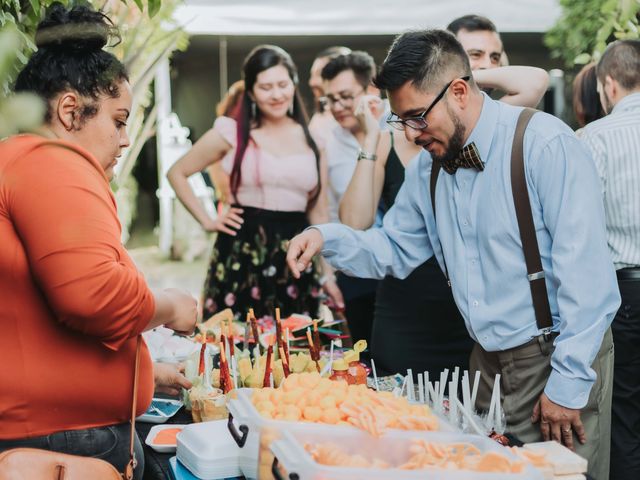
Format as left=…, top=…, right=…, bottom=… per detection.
left=270, top=426, right=545, bottom=480
left=137, top=398, right=183, bottom=424
left=176, top=420, right=245, bottom=480
left=145, top=424, right=186, bottom=453
left=227, top=388, right=453, bottom=480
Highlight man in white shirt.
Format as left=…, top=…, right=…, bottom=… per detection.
left=320, top=51, right=386, bottom=347
left=580, top=39, right=640, bottom=480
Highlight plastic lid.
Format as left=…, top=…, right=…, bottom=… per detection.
left=354, top=339, right=367, bottom=353
left=331, top=359, right=348, bottom=371
left=343, top=350, right=358, bottom=363
left=344, top=339, right=368, bottom=362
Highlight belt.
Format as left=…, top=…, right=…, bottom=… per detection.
left=617, top=268, right=640, bottom=281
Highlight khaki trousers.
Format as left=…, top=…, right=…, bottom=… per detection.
left=470, top=328, right=614, bottom=480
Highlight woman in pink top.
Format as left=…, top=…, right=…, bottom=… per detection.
left=168, top=45, right=341, bottom=320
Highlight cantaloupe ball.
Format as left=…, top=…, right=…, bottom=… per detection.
left=350, top=455, right=371, bottom=468
left=296, top=394, right=309, bottom=410
left=306, top=389, right=324, bottom=407
left=320, top=407, right=342, bottom=424
left=299, top=371, right=322, bottom=389
left=333, top=379, right=349, bottom=392
left=318, top=395, right=337, bottom=409
left=353, top=384, right=370, bottom=394
left=303, top=405, right=322, bottom=422
left=274, top=403, right=289, bottom=416
left=252, top=389, right=271, bottom=404
left=331, top=388, right=348, bottom=405
left=283, top=388, right=304, bottom=405
left=316, top=378, right=333, bottom=392
left=255, top=400, right=275, bottom=414
left=410, top=404, right=428, bottom=416
left=270, top=388, right=284, bottom=404
left=343, top=392, right=360, bottom=405
left=282, top=374, right=300, bottom=391
left=258, top=409, right=274, bottom=419
left=283, top=404, right=302, bottom=421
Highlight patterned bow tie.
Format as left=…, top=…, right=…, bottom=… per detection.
left=441, top=142, right=484, bottom=175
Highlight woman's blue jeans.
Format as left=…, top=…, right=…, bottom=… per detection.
left=0, top=422, right=144, bottom=480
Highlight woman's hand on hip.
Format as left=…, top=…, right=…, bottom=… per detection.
left=202, top=207, right=244, bottom=235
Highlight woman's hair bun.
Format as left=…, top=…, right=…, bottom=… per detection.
left=34, top=2, right=120, bottom=51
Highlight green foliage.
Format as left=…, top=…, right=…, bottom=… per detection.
left=545, top=0, right=640, bottom=68
left=0, top=24, right=45, bottom=137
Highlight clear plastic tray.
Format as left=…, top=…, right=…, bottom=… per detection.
left=137, top=398, right=183, bottom=424
left=226, top=387, right=454, bottom=480
left=270, top=425, right=545, bottom=480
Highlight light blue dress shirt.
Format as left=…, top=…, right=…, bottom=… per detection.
left=315, top=94, right=620, bottom=409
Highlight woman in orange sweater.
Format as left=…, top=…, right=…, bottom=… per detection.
left=0, top=5, right=197, bottom=478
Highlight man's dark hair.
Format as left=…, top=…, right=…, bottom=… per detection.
left=316, top=46, right=351, bottom=60
left=446, top=15, right=497, bottom=35
left=596, top=39, right=640, bottom=91
left=321, top=51, right=376, bottom=89
left=374, top=30, right=473, bottom=93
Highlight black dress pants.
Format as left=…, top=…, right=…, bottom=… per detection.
left=610, top=272, right=640, bottom=480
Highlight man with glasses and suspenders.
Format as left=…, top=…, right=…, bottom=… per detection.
left=287, top=30, right=619, bottom=480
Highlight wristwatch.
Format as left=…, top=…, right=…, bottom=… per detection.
left=357, top=149, right=377, bottom=162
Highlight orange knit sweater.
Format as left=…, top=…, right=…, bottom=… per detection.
left=0, top=135, right=154, bottom=439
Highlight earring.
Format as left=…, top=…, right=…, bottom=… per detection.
left=288, top=103, right=294, bottom=116
left=251, top=101, right=257, bottom=118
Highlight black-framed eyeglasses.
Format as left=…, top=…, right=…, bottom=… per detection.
left=319, top=88, right=366, bottom=109
left=386, top=76, right=470, bottom=131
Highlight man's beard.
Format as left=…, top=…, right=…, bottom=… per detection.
left=430, top=106, right=466, bottom=164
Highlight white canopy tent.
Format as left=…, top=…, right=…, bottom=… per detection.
left=173, top=0, right=562, bottom=35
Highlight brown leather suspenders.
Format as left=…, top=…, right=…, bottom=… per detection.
left=510, top=109, right=553, bottom=331
left=429, top=108, right=553, bottom=331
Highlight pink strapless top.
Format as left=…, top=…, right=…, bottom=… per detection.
left=215, top=116, right=318, bottom=212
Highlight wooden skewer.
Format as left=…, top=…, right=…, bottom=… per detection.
left=198, top=343, right=207, bottom=376
left=306, top=328, right=317, bottom=360
left=283, top=327, right=291, bottom=365
left=249, top=312, right=263, bottom=355
left=262, top=342, right=274, bottom=388
left=219, top=341, right=228, bottom=393
left=220, top=333, right=227, bottom=359
left=306, top=327, right=321, bottom=372
left=279, top=346, right=290, bottom=378
left=312, top=319, right=321, bottom=357
left=275, top=308, right=284, bottom=358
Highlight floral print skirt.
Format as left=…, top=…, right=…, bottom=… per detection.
left=201, top=206, right=321, bottom=320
